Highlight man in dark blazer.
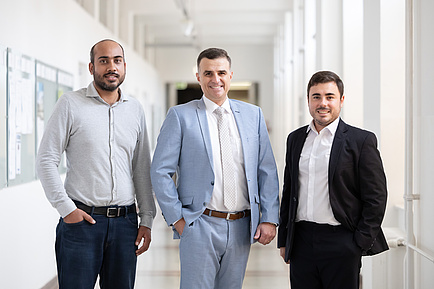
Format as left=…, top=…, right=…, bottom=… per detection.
left=278, top=71, right=388, bottom=289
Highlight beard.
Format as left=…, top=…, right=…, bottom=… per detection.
left=93, top=71, right=125, bottom=92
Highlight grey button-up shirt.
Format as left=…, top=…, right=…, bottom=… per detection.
left=36, top=82, right=156, bottom=228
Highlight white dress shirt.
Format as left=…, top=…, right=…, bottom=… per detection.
left=202, top=96, right=249, bottom=212
left=296, top=117, right=341, bottom=225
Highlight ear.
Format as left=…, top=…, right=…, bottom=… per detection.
left=196, top=72, right=200, bottom=82
left=340, top=94, right=345, bottom=107
left=230, top=71, right=233, bottom=80
left=89, top=62, right=94, bottom=75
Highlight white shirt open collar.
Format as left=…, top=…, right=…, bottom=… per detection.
left=202, top=95, right=231, bottom=115
left=306, top=116, right=340, bottom=136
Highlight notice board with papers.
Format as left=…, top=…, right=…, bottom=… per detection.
left=6, top=48, right=36, bottom=186
left=0, top=44, right=7, bottom=189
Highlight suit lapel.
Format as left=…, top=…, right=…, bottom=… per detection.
left=329, top=119, right=347, bottom=181
left=196, top=99, right=214, bottom=171
left=229, top=100, right=249, bottom=171
left=292, top=128, right=308, bottom=181
left=229, top=100, right=243, bottom=138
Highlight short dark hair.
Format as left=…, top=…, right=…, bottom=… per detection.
left=307, top=71, right=344, bottom=98
left=197, top=48, right=231, bottom=72
left=90, top=39, right=125, bottom=64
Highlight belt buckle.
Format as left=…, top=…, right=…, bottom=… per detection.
left=226, top=213, right=231, bottom=220
left=106, top=207, right=120, bottom=218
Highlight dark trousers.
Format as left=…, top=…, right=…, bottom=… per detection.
left=290, top=221, right=362, bottom=289
left=55, top=211, right=139, bottom=289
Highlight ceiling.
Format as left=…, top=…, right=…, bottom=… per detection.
left=122, top=0, right=292, bottom=49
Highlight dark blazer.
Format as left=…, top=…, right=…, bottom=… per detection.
left=278, top=119, right=389, bottom=262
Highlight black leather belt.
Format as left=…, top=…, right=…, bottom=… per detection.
left=203, top=208, right=251, bottom=220
left=75, top=201, right=136, bottom=218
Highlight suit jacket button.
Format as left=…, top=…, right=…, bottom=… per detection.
left=211, top=181, right=214, bottom=185
left=293, top=197, right=297, bottom=202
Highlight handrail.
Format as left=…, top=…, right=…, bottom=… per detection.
left=405, top=243, right=434, bottom=263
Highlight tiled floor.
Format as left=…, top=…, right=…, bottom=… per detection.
left=134, top=210, right=290, bottom=289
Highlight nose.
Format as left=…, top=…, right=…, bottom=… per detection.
left=320, top=97, right=327, bottom=106
left=211, top=73, right=220, bottom=83
left=107, top=60, right=117, bottom=72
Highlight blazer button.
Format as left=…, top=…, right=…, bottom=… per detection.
left=293, top=197, right=297, bottom=202
left=211, top=181, right=214, bottom=185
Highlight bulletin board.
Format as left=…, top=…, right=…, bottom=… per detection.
left=35, top=63, right=74, bottom=175
left=36, top=61, right=57, bottom=154
left=2, top=47, right=75, bottom=188
left=0, top=45, right=7, bottom=189
left=6, top=48, right=36, bottom=186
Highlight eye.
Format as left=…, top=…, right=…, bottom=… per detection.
left=99, top=59, right=107, bottom=64
left=115, top=58, right=123, bottom=63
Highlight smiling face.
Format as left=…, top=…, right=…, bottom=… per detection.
left=196, top=57, right=233, bottom=106
left=308, top=81, right=345, bottom=132
left=89, top=40, right=126, bottom=92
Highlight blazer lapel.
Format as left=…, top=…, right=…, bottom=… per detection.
left=292, top=128, right=308, bottom=182
left=329, top=119, right=347, bottom=181
left=229, top=100, right=243, bottom=138
left=229, top=100, right=250, bottom=171
left=196, top=99, right=214, bottom=171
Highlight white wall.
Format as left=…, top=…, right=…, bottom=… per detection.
left=414, top=0, right=434, bottom=287
left=0, top=1, right=164, bottom=288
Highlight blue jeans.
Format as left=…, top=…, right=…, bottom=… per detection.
left=55, top=211, right=138, bottom=289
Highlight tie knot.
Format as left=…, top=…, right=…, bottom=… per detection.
left=214, top=106, right=225, bottom=118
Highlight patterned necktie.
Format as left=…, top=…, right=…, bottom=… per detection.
left=214, top=107, right=237, bottom=211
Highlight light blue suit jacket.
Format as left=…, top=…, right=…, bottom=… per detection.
left=151, top=98, right=279, bottom=243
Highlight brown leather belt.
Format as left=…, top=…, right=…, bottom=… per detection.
left=203, top=208, right=251, bottom=220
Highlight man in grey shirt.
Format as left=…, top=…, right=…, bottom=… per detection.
left=36, top=39, right=156, bottom=289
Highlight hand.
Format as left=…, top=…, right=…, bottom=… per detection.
left=254, top=222, right=276, bottom=245
left=173, top=218, right=186, bottom=236
left=280, top=247, right=290, bottom=264
left=135, top=226, right=152, bottom=256
left=63, top=208, right=96, bottom=224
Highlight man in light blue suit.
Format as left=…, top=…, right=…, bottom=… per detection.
left=151, top=48, right=280, bottom=289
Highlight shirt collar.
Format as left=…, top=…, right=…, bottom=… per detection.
left=202, top=95, right=231, bottom=115
left=306, top=117, right=340, bottom=136
left=86, top=82, right=128, bottom=102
